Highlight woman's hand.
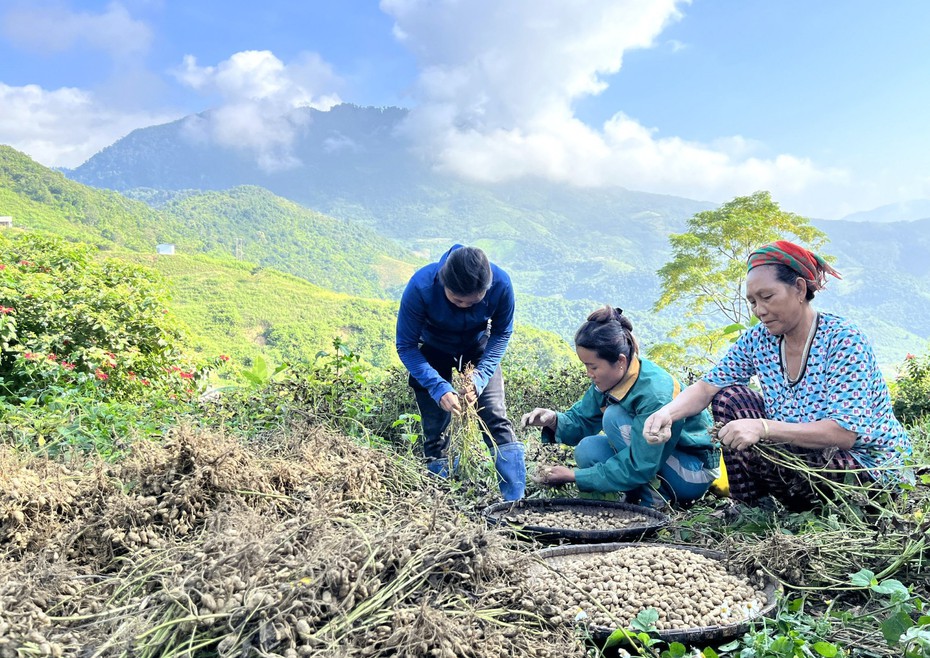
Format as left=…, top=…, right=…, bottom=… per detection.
left=533, top=465, right=575, bottom=486
left=716, top=419, right=767, bottom=451
left=459, top=386, right=478, bottom=407
left=439, top=391, right=462, bottom=414
left=643, top=409, right=673, bottom=445
left=520, top=408, right=558, bottom=430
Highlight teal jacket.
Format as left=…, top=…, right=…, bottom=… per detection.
left=543, top=357, right=715, bottom=493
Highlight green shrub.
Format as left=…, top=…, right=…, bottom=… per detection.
left=0, top=232, right=213, bottom=455
left=892, top=352, right=930, bottom=425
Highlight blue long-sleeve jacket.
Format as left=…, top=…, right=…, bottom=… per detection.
left=396, top=245, right=515, bottom=404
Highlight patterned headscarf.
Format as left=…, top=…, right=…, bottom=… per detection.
left=747, top=240, right=842, bottom=291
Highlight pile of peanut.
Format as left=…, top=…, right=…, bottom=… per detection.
left=527, top=545, right=768, bottom=631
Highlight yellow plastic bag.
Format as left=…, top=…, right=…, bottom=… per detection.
left=709, top=453, right=729, bottom=497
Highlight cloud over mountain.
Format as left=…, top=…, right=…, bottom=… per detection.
left=175, top=50, right=343, bottom=171
left=381, top=0, right=848, bottom=209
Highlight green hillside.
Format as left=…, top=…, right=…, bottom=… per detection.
left=91, top=250, right=577, bottom=371
left=159, top=186, right=422, bottom=298
left=0, top=149, right=576, bottom=372
left=116, top=251, right=400, bottom=367
left=1, top=146, right=422, bottom=301
left=0, top=145, right=185, bottom=251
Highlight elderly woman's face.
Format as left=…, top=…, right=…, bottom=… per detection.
left=745, top=265, right=807, bottom=336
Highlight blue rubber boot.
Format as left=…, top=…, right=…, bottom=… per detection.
left=426, top=456, right=460, bottom=479
left=426, top=457, right=451, bottom=478
left=494, top=442, right=526, bottom=501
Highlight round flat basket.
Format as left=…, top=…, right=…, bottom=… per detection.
left=533, top=542, right=780, bottom=644
left=482, top=497, right=668, bottom=543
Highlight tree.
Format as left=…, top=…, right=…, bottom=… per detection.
left=648, top=191, right=829, bottom=374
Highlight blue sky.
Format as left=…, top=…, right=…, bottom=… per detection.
left=1, top=0, right=928, bottom=218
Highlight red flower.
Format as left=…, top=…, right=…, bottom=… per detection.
left=95, top=369, right=109, bottom=381
left=24, top=352, right=38, bottom=360
left=61, top=361, right=75, bottom=370
left=47, top=353, right=57, bottom=361
left=906, top=353, right=916, bottom=360
left=0, top=264, right=5, bottom=270
left=218, top=354, right=230, bottom=362
left=0, top=306, right=13, bottom=314
left=18, top=260, right=31, bottom=267
left=141, top=378, right=150, bottom=386
left=179, top=371, right=195, bottom=380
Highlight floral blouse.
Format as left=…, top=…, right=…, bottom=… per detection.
left=704, top=312, right=912, bottom=480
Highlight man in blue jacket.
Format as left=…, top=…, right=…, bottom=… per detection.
left=396, top=244, right=525, bottom=500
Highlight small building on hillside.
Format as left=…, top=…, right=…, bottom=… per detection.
left=0, top=216, right=12, bottom=229
left=156, top=243, right=176, bottom=255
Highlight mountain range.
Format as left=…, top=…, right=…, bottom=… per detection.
left=62, top=104, right=930, bottom=368
left=4, top=103, right=929, bottom=370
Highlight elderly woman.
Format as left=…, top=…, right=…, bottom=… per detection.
left=524, top=306, right=719, bottom=508
left=644, top=241, right=912, bottom=510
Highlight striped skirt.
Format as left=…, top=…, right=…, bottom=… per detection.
left=711, top=385, right=867, bottom=510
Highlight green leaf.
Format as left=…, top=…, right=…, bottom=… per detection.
left=251, top=356, right=269, bottom=380
left=702, top=649, right=720, bottom=658
left=881, top=610, right=915, bottom=645
left=849, top=568, right=876, bottom=587
left=665, top=642, right=687, bottom=658
left=872, top=578, right=909, bottom=600
left=718, top=641, right=740, bottom=652
left=240, top=370, right=264, bottom=386
left=812, top=642, right=839, bottom=657
left=603, top=628, right=629, bottom=648
left=631, top=607, right=660, bottom=631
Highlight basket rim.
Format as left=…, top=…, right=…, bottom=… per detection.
left=482, top=497, right=668, bottom=540
left=532, top=541, right=781, bottom=643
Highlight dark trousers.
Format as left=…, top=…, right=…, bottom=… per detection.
left=409, top=342, right=516, bottom=461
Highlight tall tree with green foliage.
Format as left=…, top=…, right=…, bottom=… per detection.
left=648, top=191, right=829, bottom=375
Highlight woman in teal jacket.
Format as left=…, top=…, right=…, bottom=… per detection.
left=524, top=306, right=718, bottom=507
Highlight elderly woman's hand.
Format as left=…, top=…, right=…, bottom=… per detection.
left=716, top=419, right=768, bottom=451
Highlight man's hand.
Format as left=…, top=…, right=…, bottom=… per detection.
left=520, top=408, right=557, bottom=430
left=440, top=391, right=462, bottom=415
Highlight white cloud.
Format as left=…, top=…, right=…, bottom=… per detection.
left=380, top=0, right=852, bottom=215
left=0, top=82, right=178, bottom=168
left=174, top=50, right=342, bottom=171
left=1, top=1, right=152, bottom=57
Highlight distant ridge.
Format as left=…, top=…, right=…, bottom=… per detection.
left=838, top=199, right=930, bottom=223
